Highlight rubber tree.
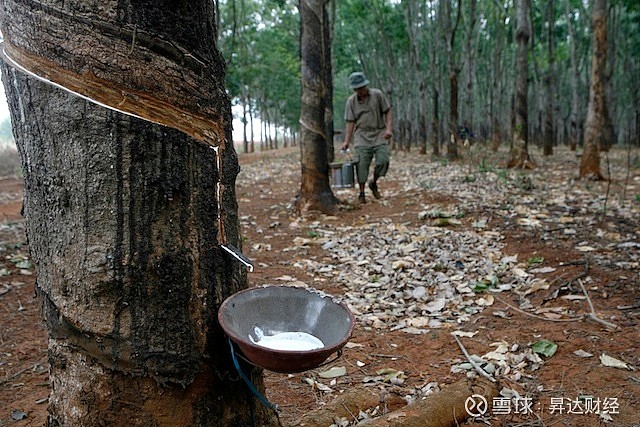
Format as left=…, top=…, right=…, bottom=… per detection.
left=508, top=0, right=534, bottom=169
left=543, top=0, right=556, bottom=156
left=0, top=1, right=275, bottom=425
left=297, top=0, right=338, bottom=214
left=442, top=0, right=463, bottom=161
left=580, top=0, right=609, bottom=179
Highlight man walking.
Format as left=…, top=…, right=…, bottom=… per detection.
left=342, top=71, right=393, bottom=204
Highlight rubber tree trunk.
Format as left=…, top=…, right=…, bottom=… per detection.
left=325, top=0, right=336, bottom=164
left=490, top=3, right=505, bottom=153
left=543, top=0, right=555, bottom=156
left=565, top=0, right=580, bottom=152
left=508, top=0, right=533, bottom=169
left=443, top=0, right=461, bottom=161
left=0, top=1, right=274, bottom=425
left=580, top=0, right=608, bottom=180
left=298, top=0, right=337, bottom=214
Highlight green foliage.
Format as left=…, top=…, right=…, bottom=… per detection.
left=531, top=339, right=558, bottom=358
left=496, top=169, right=509, bottom=182
left=477, top=159, right=495, bottom=174
left=472, top=275, right=499, bottom=293
left=219, top=0, right=301, bottom=134
left=526, top=256, right=544, bottom=266
left=216, top=0, right=640, bottom=150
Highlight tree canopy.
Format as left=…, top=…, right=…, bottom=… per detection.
left=219, top=0, right=639, bottom=153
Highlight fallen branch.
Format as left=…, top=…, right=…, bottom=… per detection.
left=496, top=297, right=582, bottom=323
left=341, top=402, right=358, bottom=424
left=0, top=367, right=28, bottom=386
left=577, top=279, right=619, bottom=330
left=370, top=353, right=402, bottom=359
left=451, top=333, right=496, bottom=383
left=497, top=289, right=618, bottom=331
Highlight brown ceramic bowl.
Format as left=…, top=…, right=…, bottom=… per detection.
left=218, top=285, right=355, bottom=373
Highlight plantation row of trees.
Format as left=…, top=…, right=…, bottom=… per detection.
left=0, top=0, right=636, bottom=424
left=218, top=0, right=640, bottom=158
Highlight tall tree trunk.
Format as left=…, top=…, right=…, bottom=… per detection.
left=490, top=3, right=505, bottom=152
left=565, top=0, right=580, bottom=151
left=325, top=0, right=335, bottom=164
left=404, top=0, right=425, bottom=153
left=432, top=88, right=441, bottom=157
left=0, top=1, right=275, bottom=425
left=444, top=0, right=462, bottom=161
left=463, top=0, right=478, bottom=134
left=601, top=2, right=616, bottom=151
left=580, top=0, right=608, bottom=179
left=249, top=94, right=256, bottom=153
left=543, top=0, right=556, bottom=156
left=448, top=70, right=460, bottom=160
left=508, top=0, right=533, bottom=169
left=297, top=0, right=337, bottom=214
left=243, top=88, right=250, bottom=153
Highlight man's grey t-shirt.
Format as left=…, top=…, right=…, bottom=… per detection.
left=344, top=88, right=391, bottom=147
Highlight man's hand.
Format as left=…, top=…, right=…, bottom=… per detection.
left=342, top=142, right=350, bottom=151
left=384, top=129, right=392, bottom=140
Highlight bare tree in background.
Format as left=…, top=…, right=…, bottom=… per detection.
left=0, top=0, right=275, bottom=425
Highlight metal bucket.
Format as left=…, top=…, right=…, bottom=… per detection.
left=329, top=161, right=355, bottom=188
left=218, top=285, right=355, bottom=373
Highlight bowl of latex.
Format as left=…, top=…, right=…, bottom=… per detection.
left=218, top=285, right=355, bottom=373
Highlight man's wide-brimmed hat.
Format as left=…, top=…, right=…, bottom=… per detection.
left=349, top=72, right=370, bottom=89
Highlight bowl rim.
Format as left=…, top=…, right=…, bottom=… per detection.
left=218, top=285, right=356, bottom=356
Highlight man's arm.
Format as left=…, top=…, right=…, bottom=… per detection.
left=383, top=109, right=393, bottom=140
left=342, top=121, right=355, bottom=150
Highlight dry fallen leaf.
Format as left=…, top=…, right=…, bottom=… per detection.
left=573, top=349, right=593, bottom=358
left=318, top=366, right=347, bottom=379
left=600, top=353, right=633, bottom=370
left=524, top=280, right=550, bottom=295
left=345, top=342, right=363, bottom=349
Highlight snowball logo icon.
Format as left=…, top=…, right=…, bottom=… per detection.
left=465, top=394, right=489, bottom=417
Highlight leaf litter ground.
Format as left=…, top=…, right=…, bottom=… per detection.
left=0, top=145, right=639, bottom=426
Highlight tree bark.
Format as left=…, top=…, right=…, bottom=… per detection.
left=297, top=0, right=337, bottom=214
left=508, top=0, right=534, bottom=169
left=432, top=88, right=441, bottom=157
left=462, top=0, right=477, bottom=134
left=0, top=1, right=274, bottom=425
left=490, top=3, right=505, bottom=152
left=325, top=0, right=336, bottom=164
left=580, top=0, right=608, bottom=179
left=565, top=0, right=580, bottom=151
left=543, top=0, right=556, bottom=156
left=444, top=0, right=462, bottom=161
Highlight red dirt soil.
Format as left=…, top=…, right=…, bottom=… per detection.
left=1, top=147, right=639, bottom=427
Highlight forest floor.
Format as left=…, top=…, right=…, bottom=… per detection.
left=0, top=144, right=639, bottom=426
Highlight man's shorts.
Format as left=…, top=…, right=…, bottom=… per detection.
left=355, top=144, right=390, bottom=184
